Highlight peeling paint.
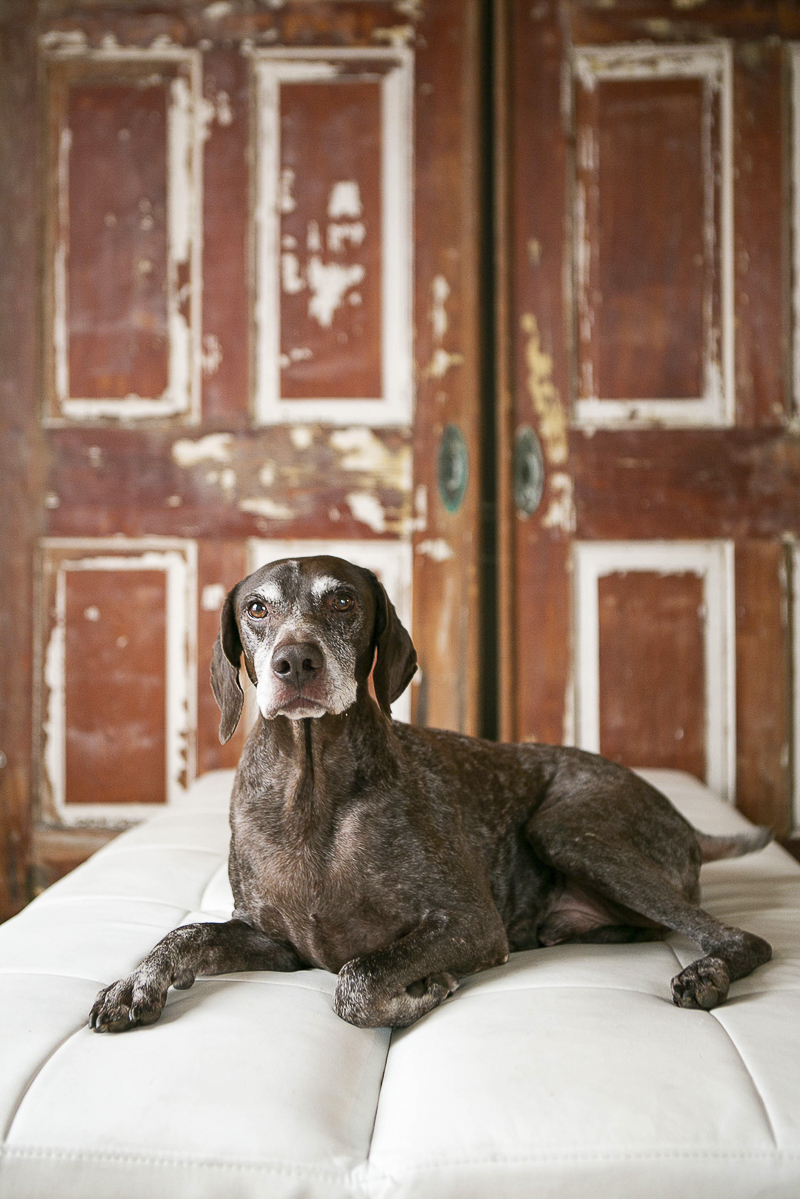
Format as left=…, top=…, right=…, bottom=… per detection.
left=346, top=491, right=387, bottom=534
left=239, top=497, right=293, bottom=520
left=425, top=348, right=464, bottom=379
left=201, top=333, right=223, bottom=377
left=201, top=582, right=227, bottom=611
left=307, top=257, right=366, bottom=327
left=203, top=1, right=234, bottom=18
left=290, top=426, right=313, bottom=451
left=416, top=539, right=454, bottom=562
left=330, top=428, right=412, bottom=492
left=372, top=25, right=414, bottom=48
left=328, top=221, right=366, bottom=252
left=540, top=472, right=576, bottom=534
left=521, top=313, right=568, bottom=465
left=259, top=462, right=276, bottom=488
left=414, top=484, right=428, bottom=533
left=172, top=432, right=233, bottom=467
left=430, top=274, right=450, bottom=341
left=328, top=180, right=362, bottom=219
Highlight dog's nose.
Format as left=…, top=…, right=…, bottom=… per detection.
left=271, top=642, right=324, bottom=688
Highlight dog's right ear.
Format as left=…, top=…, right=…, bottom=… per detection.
left=210, top=587, right=244, bottom=744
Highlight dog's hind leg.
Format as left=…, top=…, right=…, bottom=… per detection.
left=89, top=920, right=303, bottom=1032
left=527, top=807, right=771, bottom=1010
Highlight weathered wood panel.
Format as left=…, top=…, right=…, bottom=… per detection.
left=497, top=0, right=572, bottom=744
left=63, top=568, right=168, bottom=806
left=66, top=81, right=170, bottom=401
left=45, top=426, right=412, bottom=540
left=279, top=78, right=382, bottom=401
left=0, top=1, right=40, bottom=920
left=735, top=541, right=791, bottom=833
left=571, top=430, right=800, bottom=541
left=412, top=0, right=484, bottom=734
left=598, top=571, right=706, bottom=777
left=201, top=48, right=250, bottom=427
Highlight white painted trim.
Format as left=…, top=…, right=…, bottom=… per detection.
left=248, top=538, right=413, bottom=721
left=252, top=47, right=414, bottom=427
left=573, top=540, right=736, bottom=801
left=46, top=49, right=203, bottom=424
left=41, top=538, right=197, bottom=826
left=572, top=42, right=734, bottom=429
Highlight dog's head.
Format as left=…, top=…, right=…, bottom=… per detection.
left=210, top=556, right=417, bottom=742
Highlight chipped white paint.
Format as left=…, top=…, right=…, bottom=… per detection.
left=172, top=432, right=232, bottom=467
left=424, top=348, right=464, bottom=379
left=430, top=274, right=450, bottom=342
left=201, top=333, right=223, bottom=377
left=572, top=42, right=734, bottom=430
left=330, top=427, right=412, bottom=492
left=253, top=47, right=413, bottom=426
left=203, top=1, right=234, bottom=19
left=239, top=497, right=293, bottom=520
left=541, top=472, right=576, bottom=534
left=281, top=252, right=304, bottom=295
left=328, top=221, right=366, bottom=252
left=47, top=47, right=203, bottom=424
left=259, top=462, right=276, bottom=488
left=416, top=539, right=454, bottom=562
left=372, top=25, right=414, bottom=49
left=307, top=257, right=366, bottom=327
left=40, top=538, right=197, bottom=826
left=83, top=605, right=101, bottom=622
left=290, top=425, right=314, bottom=450
left=573, top=540, right=736, bottom=801
left=346, top=491, right=387, bottom=534
left=328, top=181, right=363, bottom=219
left=249, top=537, right=413, bottom=721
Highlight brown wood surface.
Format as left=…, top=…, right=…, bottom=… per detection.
left=580, top=77, right=707, bottom=401
left=196, top=539, right=248, bottom=775
left=733, top=41, right=787, bottom=427
left=0, top=2, right=41, bottom=919
left=279, top=77, right=382, bottom=401
left=45, top=426, right=412, bottom=540
left=66, top=81, right=170, bottom=400
left=598, top=571, right=706, bottom=778
left=64, top=568, right=168, bottom=805
left=571, top=429, right=800, bottom=541
left=735, top=541, right=791, bottom=834
left=201, top=48, right=250, bottom=427
left=411, top=0, right=484, bottom=734
left=498, top=0, right=572, bottom=744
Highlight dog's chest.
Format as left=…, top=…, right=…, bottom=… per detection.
left=239, top=809, right=417, bottom=972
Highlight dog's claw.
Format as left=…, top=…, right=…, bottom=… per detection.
left=89, top=974, right=167, bottom=1033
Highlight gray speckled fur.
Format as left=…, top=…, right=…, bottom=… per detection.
left=90, top=556, right=772, bottom=1033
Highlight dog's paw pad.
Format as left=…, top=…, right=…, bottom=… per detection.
left=671, top=957, right=730, bottom=1010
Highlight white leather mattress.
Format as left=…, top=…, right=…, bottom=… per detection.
left=1, top=768, right=799, bottom=1198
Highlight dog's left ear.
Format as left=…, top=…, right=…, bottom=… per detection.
left=210, top=587, right=244, bottom=744
left=368, top=572, right=417, bottom=718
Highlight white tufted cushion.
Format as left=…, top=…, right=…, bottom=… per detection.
left=1, top=768, right=799, bottom=1198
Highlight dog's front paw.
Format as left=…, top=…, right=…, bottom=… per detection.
left=89, top=972, right=168, bottom=1033
left=671, top=956, right=730, bottom=1010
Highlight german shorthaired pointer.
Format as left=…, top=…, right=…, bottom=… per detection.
left=90, top=555, right=771, bottom=1032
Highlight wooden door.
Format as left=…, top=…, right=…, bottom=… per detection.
left=497, top=0, right=800, bottom=843
left=0, top=0, right=486, bottom=916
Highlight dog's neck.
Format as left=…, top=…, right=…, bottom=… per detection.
left=251, top=689, right=395, bottom=835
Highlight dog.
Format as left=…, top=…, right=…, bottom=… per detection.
left=90, top=554, right=772, bottom=1032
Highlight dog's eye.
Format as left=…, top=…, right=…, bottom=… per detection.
left=246, top=598, right=269, bottom=620
left=330, top=591, right=355, bottom=613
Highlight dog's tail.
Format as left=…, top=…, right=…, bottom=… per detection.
left=696, top=826, right=773, bottom=863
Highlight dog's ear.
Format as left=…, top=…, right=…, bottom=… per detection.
left=369, top=572, right=417, bottom=718
left=210, top=587, right=244, bottom=744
